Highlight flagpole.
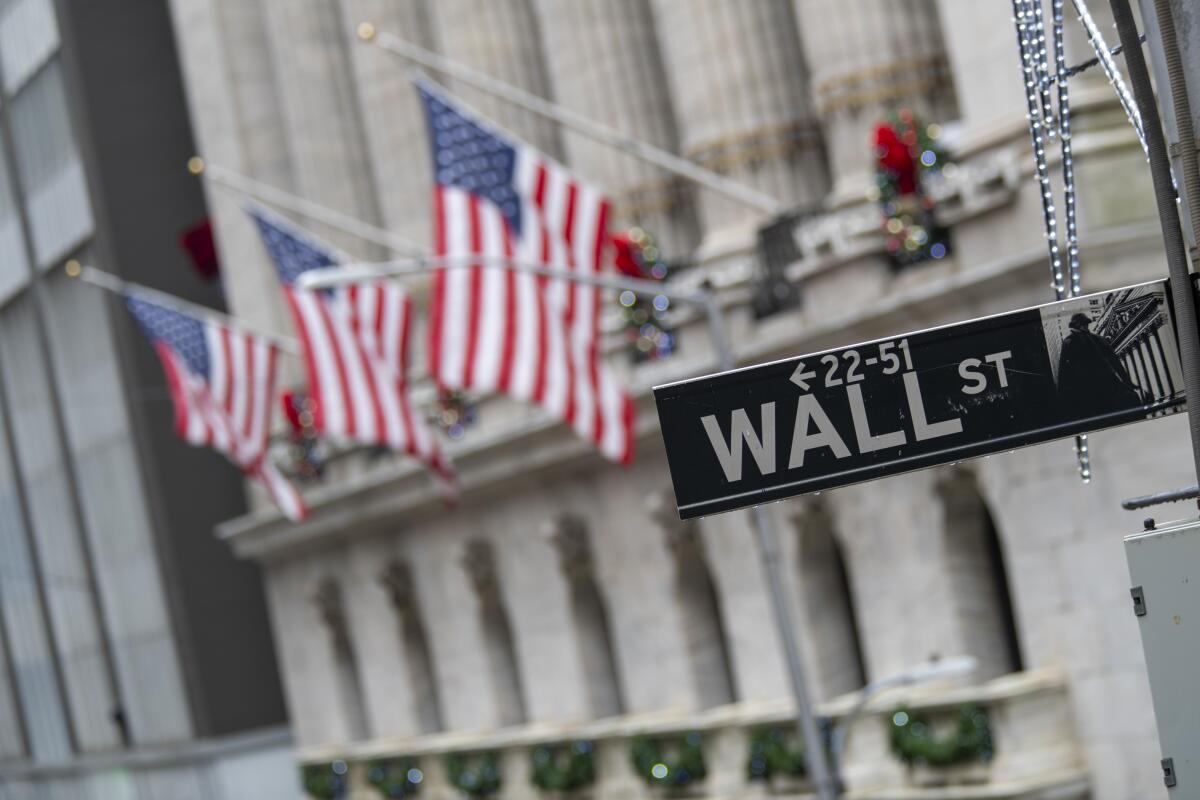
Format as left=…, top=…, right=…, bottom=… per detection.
left=66, top=261, right=302, bottom=356
left=188, top=158, right=425, bottom=258
left=356, top=24, right=786, bottom=217
left=295, top=255, right=714, bottom=304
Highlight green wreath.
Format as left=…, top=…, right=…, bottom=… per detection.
left=746, top=726, right=806, bottom=781
left=300, top=761, right=348, bottom=800
left=630, top=732, right=707, bottom=788
left=889, top=704, right=994, bottom=767
left=366, top=756, right=423, bottom=798
left=530, top=740, right=596, bottom=792
left=444, top=751, right=501, bottom=797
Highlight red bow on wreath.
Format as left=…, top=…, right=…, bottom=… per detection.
left=874, top=124, right=918, bottom=195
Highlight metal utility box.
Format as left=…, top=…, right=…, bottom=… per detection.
left=1125, top=518, right=1200, bottom=790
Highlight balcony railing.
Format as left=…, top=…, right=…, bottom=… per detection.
left=298, top=667, right=1088, bottom=800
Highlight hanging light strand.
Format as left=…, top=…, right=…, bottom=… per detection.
left=1013, top=0, right=1066, bottom=300
left=1068, top=0, right=1147, bottom=153
left=1014, top=0, right=1091, bottom=482
left=1032, top=0, right=1058, bottom=138
left=1052, top=0, right=1091, bottom=482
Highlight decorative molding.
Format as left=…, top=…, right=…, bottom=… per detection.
left=378, top=560, right=417, bottom=617
left=544, top=514, right=594, bottom=583
left=310, top=577, right=350, bottom=644
left=645, top=488, right=699, bottom=557
left=461, top=539, right=499, bottom=599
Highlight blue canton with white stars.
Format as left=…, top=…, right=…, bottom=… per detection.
left=126, top=295, right=210, bottom=378
left=250, top=209, right=338, bottom=286
left=418, top=84, right=522, bottom=237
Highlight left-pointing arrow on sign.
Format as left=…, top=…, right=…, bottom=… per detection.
left=789, top=361, right=816, bottom=391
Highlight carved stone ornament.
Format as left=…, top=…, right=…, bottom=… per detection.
left=309, top=577, right=347, bottom=636
left=544, top=514, right=593, bottom=582
left=461, top=539, right=499, bottom=598
left=378, top=559, right=416, bottom=616
left=645, top=487, right=698, bottom=556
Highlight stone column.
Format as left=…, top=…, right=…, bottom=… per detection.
left=532, top=0, right=700, bottom=257
left=649, top=0, right=828, bottom=236
left=167, top=0, right=294, bottom=334
left=259, top=0, right=383, bottom=254
left=310, top=577, right=370, bottom=741
left=794, top=0, right=958, bottom=199
left=425, top=0, right=562, bottom=158
left=339, top=0, right=438, bottom=249
left=826, top=468, right=995, bottom=680
left=546, top=513, right=626, bottom=718
left=461, top=539, right=529, bottom=727
left=646, top=489, right=737, bottom=709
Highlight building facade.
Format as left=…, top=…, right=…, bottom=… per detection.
left=0, top=0, right=293, bottom=797
left=170, top=1, right=1183, bottom=798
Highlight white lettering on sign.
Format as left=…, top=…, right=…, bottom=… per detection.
left=959, top=358, right=986, bottom=395
left=701, top=403, right=777, bottom=482
left=846, top=384, right=906, bottom=452
left=788, top=394, right=851, bottom=469
left=958, top=350, right=1015, bottom=395
left=984, top=351, right=1013, bottom=387
left=700, top=368, right=967, bottom=483
left=903, top=372, right=964, bottom=441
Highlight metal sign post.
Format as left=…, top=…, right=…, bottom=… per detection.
left=654, top=280, right=1185, bottom=519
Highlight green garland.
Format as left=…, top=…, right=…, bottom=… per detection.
left=630, top=732, right=707, bottom=789
left=889, top=704, right=994, bottom=767
left=300, top=761, right=348, bottom=800
left=444, top=751, right=501, bottom=797
left=366, top=757, right=423, bottom=798
left=746, top=726, right=806, bottom=781
left=530, top=740, right=596, bottom=793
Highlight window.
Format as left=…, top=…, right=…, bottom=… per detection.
left=0, top=0, right=58, bottom=95
left=0, top=127, right=29, bottom=304
left=9, top=59, right=92, bottom=267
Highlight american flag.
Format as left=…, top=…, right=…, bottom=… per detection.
left=248, top=205, right=456, bottom=495
left=417, top=79, right=635, bottom=464
left=124, top=294, right=307, bottom=521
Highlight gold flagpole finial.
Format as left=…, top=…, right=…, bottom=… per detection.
left=187, top=156, right=206, bottom=176
left=357, top=22, right=376, bottom=42
left=64, top=259, right=81, bottom=278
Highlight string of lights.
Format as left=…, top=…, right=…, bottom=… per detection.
left=1031, top=0, right=1058, bottom=139
left=1052, top=0, right=1090, bottom=481
left=1013, top=0, right=1090, bottom=482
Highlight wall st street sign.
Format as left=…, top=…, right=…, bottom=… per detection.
left=655, top=280, right=1186, bottom=519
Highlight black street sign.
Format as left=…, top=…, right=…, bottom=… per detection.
left=655, top=280, right=1186, bottom=519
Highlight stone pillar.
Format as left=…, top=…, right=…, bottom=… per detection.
left=794, top=0, right=958, bottom=198
left=310, top=577, right=370, bottom=740
left=649, top=0, right=828, bottom=236
left=378, top=559, right=445, bottom=733
left=646, top=489, right=737, bottom=709
left=532, top=0, right=700, bottom=257
left=461, top=539, right=528, bottom=727
left=788, top=498, right=867, bottom=698
left=259, top=0, right=383, bottom=253
left=546, top=513, right=626, bottom=718
left=425, top=0, right=562, bottom=158
left=826, top=468, right=989, bottom=680
left=339, top=0, right=437, bottom=249
left=167, top=0, right=294, bottom=334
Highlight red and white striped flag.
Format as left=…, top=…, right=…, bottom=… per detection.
left=248, top=205, right=456, bottom=496
left=124, top=293, right=307, bottom=521
left=417, top=80, right=635, bottom=464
